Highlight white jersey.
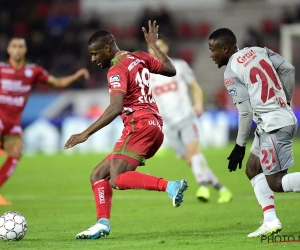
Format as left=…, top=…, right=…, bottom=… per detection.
left=224, top=47, right=297, bottom=132
left=149, top=58, right=196, bottom=126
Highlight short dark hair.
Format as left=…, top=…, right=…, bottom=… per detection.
left=208, top=28, right=237, bottom=45
left=88, top=30, right=115, bottom=46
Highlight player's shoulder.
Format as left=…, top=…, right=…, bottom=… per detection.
left=111, top=50, right=139, bottom=67
left=25, top=63, right=44, bottom=70
left=0, top=62, right=9, bottom=68
left=236, top=46, right=266, bottom=57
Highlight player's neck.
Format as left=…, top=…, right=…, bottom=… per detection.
left=9, top=59, right=25, bottom=69
left=112, top=47, right=121, bottom=57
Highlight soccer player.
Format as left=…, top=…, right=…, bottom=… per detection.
left=64, top=21, right=188, bottom=239
left=0, top=37, right=89, bottom=205
left=208, top=28, right=299, bottom=237
left=148, top=37, right=233, bottom=203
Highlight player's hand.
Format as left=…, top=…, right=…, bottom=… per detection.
left=227, top=144, right=246, bottom=172
left=193, top=103, right=204, bottom=116
left=64, top=132, right=89, bottom=149
left=142, top=20, right=159, bottom=45
left=75, top=68, right=90, bottom=80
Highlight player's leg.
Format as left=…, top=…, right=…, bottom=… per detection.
left=76, top=157, right=112, bottom=239
left=0, top=135, right=22, bottom=205
left=246, top=152, right=281, bottom=238
left=111, top=114, right=188, bottom=207
left=180, top=118, right=232, bottom=203
left=262, top=124, right=300, bottom=193
left=248, top=124, right=298, bottom=238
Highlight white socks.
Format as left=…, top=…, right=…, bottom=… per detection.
left=282, top=173, right=300, bottom=192
left=251, top=173, right=277, bottom=222
left=191, top=153, right=208, bottom=184
left=206, top=167, right=220, bottom=187
left=190, top=153, right=220, bottom=186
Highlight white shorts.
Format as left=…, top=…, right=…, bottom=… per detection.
left=164, top=116, right=199, bottom=157
left=250, top=124, right=297, bottom=175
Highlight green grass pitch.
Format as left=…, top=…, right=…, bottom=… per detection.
left=1, top=141, right=300, bottom=249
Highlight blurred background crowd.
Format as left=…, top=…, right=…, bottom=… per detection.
left=1, top=0, right=300, bottom=108
left=2, top=0, right=300, bottom=153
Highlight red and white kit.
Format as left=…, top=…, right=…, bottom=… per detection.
left=0, top=62, right=49, bottom=136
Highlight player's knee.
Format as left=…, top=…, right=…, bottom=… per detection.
left=4, top=143, right=22, bottom=158
left=89, top=169, right=105, bottom=183
left=245, top=154, right=262, bottom=180
left=267, top=181, right=283, bottom=192
left=184, top=151, right=198, bottom=166
left=183, top=154, right=192, bottom=165
left=89, top=172, right=97, bottom=183
left=109, top=178, right=117, bottom=189
left=245, top=164, right=256, bottom=180
left=266, top=174, right=285, bottom=192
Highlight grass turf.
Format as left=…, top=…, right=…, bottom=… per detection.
left=0, top=141, right=300, bottom=249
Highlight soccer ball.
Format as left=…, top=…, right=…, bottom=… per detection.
left=0, top=211, right=27, bottom=241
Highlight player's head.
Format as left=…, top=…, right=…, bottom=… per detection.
left=148, top=35, right=169, bottom=57
left=7, top=38, right=27, bottom=62
left=208, top=28, right=237, bottom=68
left=88, top=30, right=119, bottom=69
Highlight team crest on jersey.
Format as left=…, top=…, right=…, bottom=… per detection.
left=109, top=75, right=120, bottom=83
left=228, top=88, right=237, bottom=96
left=224, top=77, right=234, bottom=87
left=24, top=68, right=33, bottom=77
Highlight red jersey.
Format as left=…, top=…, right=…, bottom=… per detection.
left=0, top=61, right=49, bottom=123
left=107, top=51, right=163, bottom=122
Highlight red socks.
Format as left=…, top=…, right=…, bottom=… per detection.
left=115, top=171, right=168, bottom=191
left=0, top=156, right=19, bottom=188
left=92, top=173, right=168, bottom=220
left=92, top=179, right=112, bottom=220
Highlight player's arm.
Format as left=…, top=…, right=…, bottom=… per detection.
left=276, top=62, right=295, bottom=105
left=227, top=99, right=253, bottom=172
left=64, top=93, right=123, bottom=149
left=235, top=100, right=253, bottom=147
left=189, top=80, right=204, bottom=116
left=47, top=68, right=89, bottom=88
left=142, top=20, right=176, bottom=77
left=266, top=47, right=295, bottom=104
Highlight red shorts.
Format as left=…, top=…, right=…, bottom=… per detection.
left=108, top=112, right=164, bottom=167
left=0, top=115, right=22, bottom=137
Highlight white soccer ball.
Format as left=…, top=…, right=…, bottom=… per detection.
left=0, top=211, right=27, bottom=241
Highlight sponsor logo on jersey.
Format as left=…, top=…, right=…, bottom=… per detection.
left=228, top=88, right=237, bottom=96
left=110, top=82, right=121, bottom=88
left=237, top=49, right=257, bottom=67
left=224, top=77, right=234, bottom=87
left=0, top=68, right=15, bottom=74
left=128, top=59, right=145, bottom=71
left=24, top=68, right=33, bottom=77
left=109, top=75, right=120, bottom=83
left=153, top=81, right=178, bottom=96
left=148, top=119, right=162, bottom=130
left=0, top=79, right=31, bottom=92
left=0, top=94, right=25, bottom=106
left=123, top=107, right=133, bottom=114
